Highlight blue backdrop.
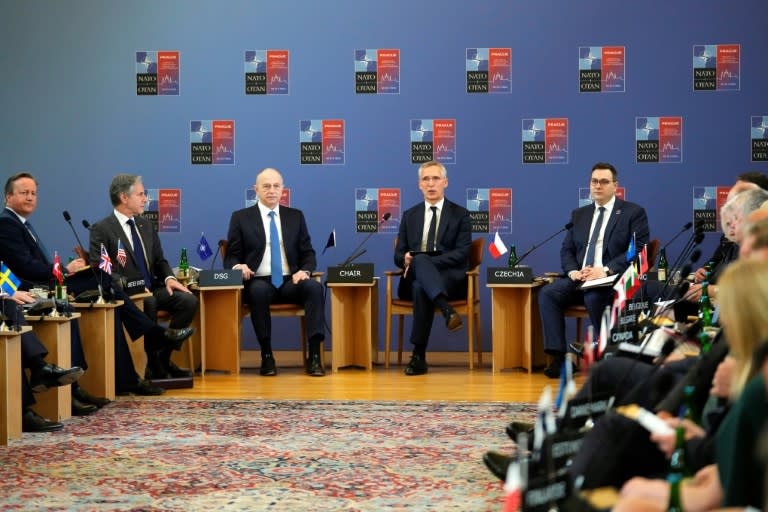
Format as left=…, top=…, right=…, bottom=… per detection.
left=1, top=0, right=766, bottom=351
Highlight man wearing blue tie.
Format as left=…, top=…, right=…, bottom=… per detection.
left=224, top=168, right=326, bottom=377
left=538, top=162, right=649, bottom=378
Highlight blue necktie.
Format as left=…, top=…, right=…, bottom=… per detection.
left=269, top=211, right=283, bottom=288
left=127, top=218, right=153, bottom=290
left=585, top=206, right=605, bottom=267
left=25, top=220, right=51, bottom=265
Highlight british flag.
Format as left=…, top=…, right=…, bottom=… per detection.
left=117, top=239, right=127, bottom=267
left=98, top=243, right=112, bottom=274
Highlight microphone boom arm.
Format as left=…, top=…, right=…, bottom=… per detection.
left=514, top=222, right=573, bottom=267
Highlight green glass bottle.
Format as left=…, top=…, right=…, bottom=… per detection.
left=657, top=248, right=668, bottom=282
left=699, top=281, right=713, bottom=328
left=704, top=260, right=714, bottom=281
left=178, top=248, right=189, bottom=279
left=698, top=330, right=711, bottom=355
left=668, top=425, right=691, bottom=480
left=507, top=244, right=518, bottom=268
left=667, top=477, right=682, bottom=512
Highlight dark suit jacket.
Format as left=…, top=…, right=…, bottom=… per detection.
left=88, top=213, right=173, bottom=287
left=561, top=198, right=650, bottom=276
left=394, top=199, right=472, bottom=272
left=0, top=208, right=57, bottom=289
left=224, top=204, right=316, bottom=274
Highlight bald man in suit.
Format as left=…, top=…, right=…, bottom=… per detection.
left=225, top=168, right=326, bottom=377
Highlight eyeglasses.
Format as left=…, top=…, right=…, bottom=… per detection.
left=420, top=176, right=444, bottom=183
left=590, top=179, right=615, bottom=186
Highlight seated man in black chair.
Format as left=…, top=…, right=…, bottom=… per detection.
left=88, top=174, right=198, bottom=380
left=538, top=162, right=649, bottom=378
left=394, top=160, right=472, bottom=375
left=225, top=167, right=326, bottom=377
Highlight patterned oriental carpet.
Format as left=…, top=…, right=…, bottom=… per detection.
left=0, top=399, right=536, bottom=511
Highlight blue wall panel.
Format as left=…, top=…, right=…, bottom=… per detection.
left=1, top=1, right=766, bottom=351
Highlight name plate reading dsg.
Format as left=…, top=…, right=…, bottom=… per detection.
left=197, top=269, right=243, bottom=287
left=486, top=266, right=534, bottom=284
left=326, top=263, right=374, bottom=284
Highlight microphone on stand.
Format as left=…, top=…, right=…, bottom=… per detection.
left=340, top=212, right=392, bottom=266
left=660, top=222, right=693, bottom=252
left=210, top=240, right=225, bottom=271
left=515, top=222, right=574, bottom=267
left=667, top=228, right=704, bottom=280
left=62, top=211, right=89, bottom=261
left=82, top=220, right=91, bottom=230
left=60, top=214, right=105, bottom=302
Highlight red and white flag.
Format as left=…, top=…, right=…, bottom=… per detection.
left=52, top=251, right=64, bottom=285
left=638, top=244, right=649, bottom=275
left=503, top=457, right=523, bottom=512
left=488, top=231, right=508, bottom=259
left=582, top=325, right=595, bottom=373
left=597, top=306, right=610, bottom=359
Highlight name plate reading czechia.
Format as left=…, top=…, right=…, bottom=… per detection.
left=486, top=266, right=534, bottom=284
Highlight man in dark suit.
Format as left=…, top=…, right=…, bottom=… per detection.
left=539, top=162, right=649, bottom=378
left=0, top=172, right=192, bottom=395
left=224, top=167, right=326, bottom=377
left=88, top=174, right=198, bottom=380
left=394, top=161, right=472, bottom=375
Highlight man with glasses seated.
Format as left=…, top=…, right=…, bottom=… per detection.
left=538, top=162, right=649, bottom=378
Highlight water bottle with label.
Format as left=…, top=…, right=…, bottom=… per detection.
left=507, top=244, right=518, bottom=268
left=178, top=248, right=189, bottom=279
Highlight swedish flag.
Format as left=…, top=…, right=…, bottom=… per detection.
left=0, top=262, right=21, bottom=295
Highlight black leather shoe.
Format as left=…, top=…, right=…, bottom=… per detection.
left=22, top=409, right=64, bottom=433
left=167, top=361, right=193, bottom=378
left=134, top=379, right=165, bottom=396
left=29, top=364, right=84, bottom=393
left=145, top=358, right=170, bottom=380
left=73, top=387, right=111, bottom=408
left=483, top=451, right=513, bottom=482
left=260, top=355, right=277, bottom=376
left=543, top=355, right=564, bottom=379
left=72, top=397, right=98, bottom=416
left=306, top=353, right=325, bottom=377
left=544, top=357, right=578, bottom=379
left=404, top=354, right=428, bottom=375
left=445, top=308, right=463, bottom=332
left=163, top=327, right=195, bottom=349
left=506, top=421, right=534, bottom=440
